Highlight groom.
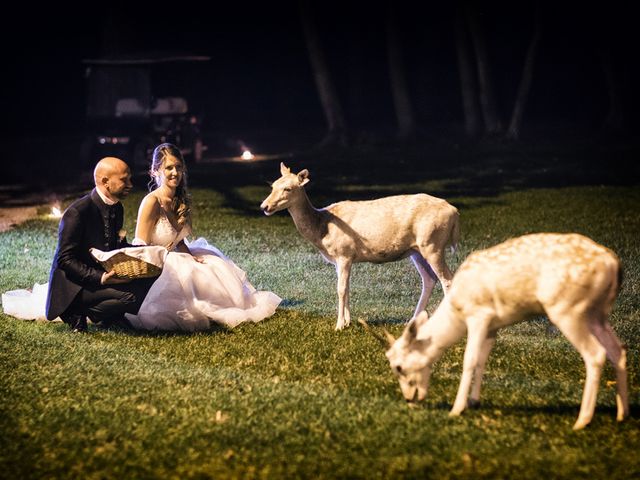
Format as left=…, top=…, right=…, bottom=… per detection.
left=45, top=157, right=155, bottom=332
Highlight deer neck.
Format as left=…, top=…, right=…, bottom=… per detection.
left=422, top=300, right=467, bottom=350
left=287, top=190, right=327, bottom=244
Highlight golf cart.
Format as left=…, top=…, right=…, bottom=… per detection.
left=80, top=53, right=210, bottom=173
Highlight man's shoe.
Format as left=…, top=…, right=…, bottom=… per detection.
left=62, top=313, right=87, bottom=333
left=92, top=321, right=109, bottom=330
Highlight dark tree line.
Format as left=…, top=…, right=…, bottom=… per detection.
left=299, top=1, right=633, bottom=146
left=45, top=1, right=635, bottom=148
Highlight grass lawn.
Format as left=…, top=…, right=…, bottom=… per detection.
left=1, top=160, right=639, bottom=479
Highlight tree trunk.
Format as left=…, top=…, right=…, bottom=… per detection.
left=386, top=3, right=416, bottom=140
left=506, top=12, right=542, bottom=140
left=465, top=4, right=502, bottom=134
left=299, top=0, right=348, bottom=146
left=454, top=6, right=480, bottom=137
left=597, top=47, right=625, bottom=133
left=347, top=24, right=368, bottom=128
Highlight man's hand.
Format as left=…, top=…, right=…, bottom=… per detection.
left=101, top=270, right=130, bottom=285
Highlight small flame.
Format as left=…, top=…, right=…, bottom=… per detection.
left=50, top=205, right=62, bottom=219
left=241, top=150, right=255, bottom=160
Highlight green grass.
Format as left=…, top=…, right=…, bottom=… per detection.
left=1, top=180, right=639, bottom=479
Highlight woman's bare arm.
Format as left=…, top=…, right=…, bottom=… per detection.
left=134, top=194, right=162, bottom=246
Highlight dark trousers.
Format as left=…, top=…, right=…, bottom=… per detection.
left=64, top=277, right=156, bottom=324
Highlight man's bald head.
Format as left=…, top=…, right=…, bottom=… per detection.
left=94, top=157, right=132, bottom=202
left=94, top=157, right=129, bottom=184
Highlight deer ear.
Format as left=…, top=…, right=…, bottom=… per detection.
left=412, top=336, right=432, bottom=351
left=407, top=319, right=418, bottom=340
left=280, top=162, right=291, bottom=176
left=298, top=169, right=310, bottom=186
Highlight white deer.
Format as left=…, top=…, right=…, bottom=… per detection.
left=260, top=163, right=460, bottom=330
left=379, top=233, right=628, bottom=430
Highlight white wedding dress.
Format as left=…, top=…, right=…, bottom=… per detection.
left=125, top=213, right=281, bottom=331
left=2, top=283, right=50, bottom=321
left=1, top=213, right=281, bottom=331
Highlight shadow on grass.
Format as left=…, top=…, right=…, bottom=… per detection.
left=72, top=323, right=236, bottom=337
left=427, top=400, right=640, bottom=421
left=278, top=298, right=305, bottom=307
left=180, top=134, right=640, bottom=218
left=358, top=317, right=411, bottom=326
left=428, top=400, right=613, bottom=417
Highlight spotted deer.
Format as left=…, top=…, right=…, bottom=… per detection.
left=379, top=233, right=628, bottom=430
left=260, top=163, right=460, bottom=330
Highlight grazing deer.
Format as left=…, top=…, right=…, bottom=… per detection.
left=260, top=163, right=459, bottom=330
left=378, top=233, right=628, bottom=430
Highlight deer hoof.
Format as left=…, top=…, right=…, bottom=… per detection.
left=572, top=418, right=590, bottom=430
left=467, top=399, right=481, bottom=409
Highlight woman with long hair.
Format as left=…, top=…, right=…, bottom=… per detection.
left=129, top=143, right=281, bottom=331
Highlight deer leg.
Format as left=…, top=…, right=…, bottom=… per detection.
left=450, top=321, right=490, bottom=416
left=589, top=319, right=629, bottom=422
left=551, top=314, right=607, bottom=430
left=422, top=250, right=453, bottom=296
left=335, top=259, right=352, bottom=330
left=469, top=331, right=497, bottom=408
left=344, top=277, right=351, bottom=327
left=410, top=253, right=437, bottom=317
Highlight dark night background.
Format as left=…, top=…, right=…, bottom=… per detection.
left=1, top=1, right=639, bottom=188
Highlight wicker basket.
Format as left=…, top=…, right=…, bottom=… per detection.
left=98, top=252, right=162, bottom=279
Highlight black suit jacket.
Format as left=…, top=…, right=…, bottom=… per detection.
left=45, top=189, right=127, bottom=320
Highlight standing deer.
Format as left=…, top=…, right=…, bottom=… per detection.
left=260, top=163, right=460, bottom=330
left=380, top=233, right=628, bottom=430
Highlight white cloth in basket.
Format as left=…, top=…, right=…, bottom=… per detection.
left=89, top=245, right=168, bottom=271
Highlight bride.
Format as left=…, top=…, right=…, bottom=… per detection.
left=125, top=143, right=281, bottom=331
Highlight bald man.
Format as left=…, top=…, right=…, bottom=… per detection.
left=45, top=157, right=155, bottom=332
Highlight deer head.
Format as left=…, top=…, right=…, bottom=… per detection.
left=385, top=312, right=435, bottom=403
left=260, top=162, right=310, bottom=216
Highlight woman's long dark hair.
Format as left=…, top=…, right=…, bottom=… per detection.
left=149, top=143, right=191, bottom=229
